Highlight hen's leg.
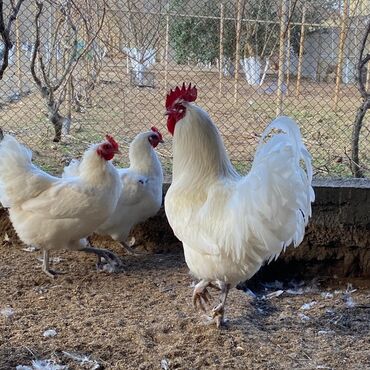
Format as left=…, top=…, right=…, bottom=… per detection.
left=212, top=282, right=231, bottom=328
left=119, top=241, right=143, bottom=255
left=42, top=250, right=59, bottom=278
left=86, top=236, right=101, bottom=264
left=80, top=246, right=123, bottom=272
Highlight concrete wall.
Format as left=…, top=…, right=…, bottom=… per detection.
left=0, top=179, right=369, bottom=279
left=255, top=178, right=370, bottom=279
left=131, top=179, right=370, bottom=279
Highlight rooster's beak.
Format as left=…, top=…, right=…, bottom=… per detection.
left=164, top=109, right=176, bottom=116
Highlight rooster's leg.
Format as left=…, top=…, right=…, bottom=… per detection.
left=42, top=250, right=59, bottom=278
left=212, top=282, right=231, bottom=328
left=81, top=246, right=123, bottom=272
left=193, top=279, right=213, bottom=312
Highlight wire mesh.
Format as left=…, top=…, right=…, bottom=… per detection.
left=0, top=0, right=369, bottom=180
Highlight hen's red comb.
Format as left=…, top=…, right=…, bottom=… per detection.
left=151, top=126, right=163, bottom=142
left=105, top=134, right=119, bottom=150
left=166, top=83, right=197, bottom=109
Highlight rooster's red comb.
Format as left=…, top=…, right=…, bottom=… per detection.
left=105, top=134, right=119, bottom=150
left=151, top=126, right=163, bottom=142
left=166, top=83, right=197, bottom=109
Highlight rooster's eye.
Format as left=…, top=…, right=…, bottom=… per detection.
left=174, top=103, right=185, bottom=113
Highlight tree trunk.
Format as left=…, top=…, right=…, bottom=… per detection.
left=241, top=56, right=261, bottom=85
left=351, top=21, right=370, bottom=177
left=47, top=102, right=65, bottom=142
left=351, top=99, right=369, bottom=177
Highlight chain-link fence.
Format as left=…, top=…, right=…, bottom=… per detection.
left=0, top=0, right=369, bottom=180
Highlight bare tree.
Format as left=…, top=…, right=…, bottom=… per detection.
left=71, top=0, right=107, bottom=112
left=31, top=0, right=106, bottom=142
left=351, top=21, right=370, bottom=178
left=71, top=43, right=106, bottom=112
left=110, top=0, right=165, bottom=86
left=0, top=0, right=25, bottom=80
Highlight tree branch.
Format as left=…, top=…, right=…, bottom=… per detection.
left=351, top=20, right=370, bottom=177
left=357, top=21, right=370, bottom=100
left=60, top=0, right=106, bottom=88
left=0, top=0, right=25, bottom=80
left=30, top=1, right=44, bottom=92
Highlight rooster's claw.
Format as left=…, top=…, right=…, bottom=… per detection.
left=192, top=281, right=213, bottom=312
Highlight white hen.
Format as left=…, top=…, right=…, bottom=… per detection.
left=63, top=127, right=164, bottom=252
left=0, top=130, right=122, bottom=277
left=164, top=83, right=315, bottom=326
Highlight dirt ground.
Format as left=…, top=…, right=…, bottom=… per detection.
left=0, top=235, right=369, bottom=370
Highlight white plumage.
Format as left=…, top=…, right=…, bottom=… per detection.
left=0, top=131, right=122, bottom=276
left=63, top=129, right=163, bottom=251
left=165, top=101, right=314, bottom=326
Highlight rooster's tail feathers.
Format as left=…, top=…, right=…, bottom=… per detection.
left=254, top=116, right=314, bottom=205
left=259, top=116, right=313, bottom=183
left=242, top=116, right=314, bottom=260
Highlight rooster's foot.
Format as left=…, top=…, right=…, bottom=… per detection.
left=211, top=282, right=231, bottom=328
left=212, top=304, right=225, bottom=328
left=193, top=280, right=213, bottom=312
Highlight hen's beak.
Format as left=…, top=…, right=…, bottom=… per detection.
left=155, top=133, right=164, bottom=143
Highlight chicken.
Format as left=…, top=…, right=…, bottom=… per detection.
left=63, top=127, right=164, bottom=253
left=0, top=129, right=123, bottom=277
left=164, top=83, right=315, bottom=327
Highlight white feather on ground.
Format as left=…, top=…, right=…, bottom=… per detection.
left=16, top=360, right=68, bottom=370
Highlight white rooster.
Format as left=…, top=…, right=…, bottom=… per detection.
left=0, top=129, right=123, bottom=277
left=164, top=83, right=315, bottom=327
left=63, top=127, right=164, bottom=252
